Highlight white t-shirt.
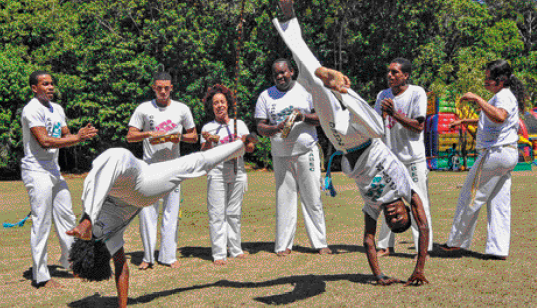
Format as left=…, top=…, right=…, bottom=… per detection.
left=255, top=83, right=318, bottom=157
left=374, top=85, right=427, bottom=164
left=476, top=88, right=519, bottom=149
left=128, top=100, right=195, bottom=163
left=20, top=98, right=66, bottom=172
left=201, top=119, right=249, bottom=178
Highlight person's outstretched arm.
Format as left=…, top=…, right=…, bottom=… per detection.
left=406, top=191, right=429, bottom=286
left=364, top=213, right=403, bottom=286
left=113, top=248, right=129, bottom=308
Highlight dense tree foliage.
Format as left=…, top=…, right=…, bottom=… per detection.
left=0, top=0, right=535, bottom=177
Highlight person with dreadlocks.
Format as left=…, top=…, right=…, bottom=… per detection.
left=66, top=135, right=258, bottom=308
left=441, top=60, right=527, bottom=260
left=200, top=84, right=250, bottom=265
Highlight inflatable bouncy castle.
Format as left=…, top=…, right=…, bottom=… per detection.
left=425, top=92, right=535, bottom=171
left=425, top=93, right=477, bottom=170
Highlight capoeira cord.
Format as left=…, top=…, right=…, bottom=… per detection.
left=3, top=211, right=31, bottom=228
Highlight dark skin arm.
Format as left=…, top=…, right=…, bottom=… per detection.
left=381, top=98, right=425, bottom=133
left=31, top=124, right=98, bottom=149
left=406, top=191, right=430, bottom=286
left=256, top=118, right=284, bottom=137
left=113, top=247, right=129, bottom=308
left=127, top=127, right=198, bottom=144
left=363, top=213, right=403, bottom=286
left=449, top=119, right=478, bottom=139
left=256, top=109, right=319, bottom=138
left=126, top=126, right=165, bottom=142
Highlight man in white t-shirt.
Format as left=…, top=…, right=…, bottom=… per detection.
left=374, top=58, right=433, bottom=258
left=274, top=0, right=429, bottom=285
left=126, top=71, right=198, bottom=269
left=21, top=70, right=98, bottom=288
left=255, top=59, right=331, bottom=256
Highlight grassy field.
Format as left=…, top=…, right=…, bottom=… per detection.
left=0, top=169, right=536, bottom=307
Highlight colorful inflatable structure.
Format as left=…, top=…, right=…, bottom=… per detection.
left=425, top=93, right=477, bottom=170
left=425, top=92, right=534, bottom=171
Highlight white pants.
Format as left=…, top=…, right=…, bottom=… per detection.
left=82, top=141, right=246, bottom=229
left=377, top=160, right=433, bottom=251
left=207, top=169, right=247, bottom=260
left=139, top=185, right=181, bottom=265
left=273, top=148, right=328, bottom=253
left=447, top=145, right=518, bottom=256
left=21, top=169, right=76, bottom=284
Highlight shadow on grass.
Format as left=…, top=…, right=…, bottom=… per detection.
left=428, top=243, right=493, bottom=260
left=68, top=273, right=376, bottom=307
left=23, top=265, right=75, bottom=288
left=173, top=242, right=367, bottom=260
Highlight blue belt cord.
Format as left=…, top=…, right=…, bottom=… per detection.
left=323, top=140, right=372, bottom=197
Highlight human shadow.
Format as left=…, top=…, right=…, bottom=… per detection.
left=430, top=243, right=496, bottom=260
left=68, top=272, right=375, bottom=307
left=23, top=265, right=75, bottom=288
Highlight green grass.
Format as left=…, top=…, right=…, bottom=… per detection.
left=0, top=169, right=536, bottom=307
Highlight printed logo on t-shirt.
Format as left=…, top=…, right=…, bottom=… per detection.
left=364, top=163, right=398, bottom=201
left=274, top=106, right=295, bottom=124
left=47, top=118, right=62, bottom=138
left=155, top=120, right=178, bottom=133
left=219, top=134, right=238, bottom=144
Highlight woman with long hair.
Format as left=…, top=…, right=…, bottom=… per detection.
left=200, top=84, right=250, bottom=265
left=442, top=59, right=527, bottom=260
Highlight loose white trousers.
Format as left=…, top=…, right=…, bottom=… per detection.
left=138, top=186, right=181, bottom=265
left=207, top=171, right=247, bottom=260
left=446, top=146, right=517, bottom=256
left=82, top=141, right=245, bottom=227
left=21, top=169, right=76, bottom=284
left=273, top=148, right=328, bottom=253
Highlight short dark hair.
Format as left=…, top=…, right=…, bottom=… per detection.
left=390, top=205, right=412, bottom=234
left=272, top=58, right=294, bottom=72
left=153, top=71, right=172, bottom=83
left=202, top=84, right=236, bottom=122
left=29, top=70, right=51, bottom=87
left=69, top=238, right=112, bottom=282
left=390, top=58, right=412, bottom=75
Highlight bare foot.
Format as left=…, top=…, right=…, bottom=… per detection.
left=66, top=218, right=92, bottom=240
left=276, top=248, right=291, bottom=257
left=235, top=252, right=248, bottom=259
left=314, top=67, right=351, bottom=93
left=40, top=279, right=63, bottom=289
left=168, top=261, right=181, bottom=268
left=318, top=247, right=333, bottom=255
left=439, top=243, right=461, bottom=252
left=377, top=247, right=394, bottom=258
left=214, top=259, right=227, bottom=266
left=138, top=261, right=153, bottom=270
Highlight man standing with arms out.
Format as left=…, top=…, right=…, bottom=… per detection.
left=21, top=70, right=98, bottom=288
left=126, top=71, right=198, bottom=269
left=255, top=59, right=331, bottom=257
left=374, top=59, right=433, bottom=257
